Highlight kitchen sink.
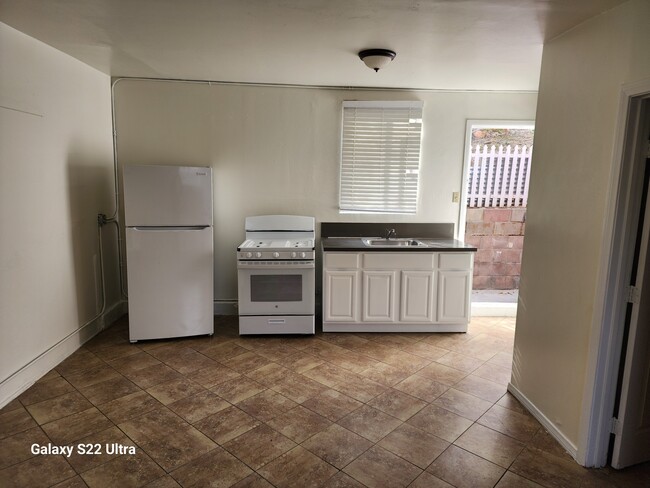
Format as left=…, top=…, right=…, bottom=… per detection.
left=363, top=238, right=426, bottom=247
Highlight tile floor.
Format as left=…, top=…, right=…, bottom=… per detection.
left=1, top=315, right=649, bottom=487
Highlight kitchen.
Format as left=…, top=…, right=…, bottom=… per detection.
left=112, top=79, right=535, bottom=319
left=2, top=0, right=650, bottom=486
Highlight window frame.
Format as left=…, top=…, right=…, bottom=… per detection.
left=338, top=100, right=424, bottom=215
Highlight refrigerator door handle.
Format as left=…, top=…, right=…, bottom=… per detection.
left=130, top=226, right=211, bottom=231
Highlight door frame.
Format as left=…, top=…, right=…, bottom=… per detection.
left=458, top=120, right=535, bottom=239
left=578, top=78, right=650, bottom=467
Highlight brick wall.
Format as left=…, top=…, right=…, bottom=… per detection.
left=464, top=207, right=526, bottom=290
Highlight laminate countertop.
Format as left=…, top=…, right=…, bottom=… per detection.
left=321, top=237, right=477, bottom=252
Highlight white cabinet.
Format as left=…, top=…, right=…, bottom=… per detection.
left=437, top=270, right=471, bottom=323
left=362, top=271, right=397, bottom=322
left=324, top=270, right=359, bottom=322
left=400, top=271, right=435, bottom=322
left=323, top=251, right=473, bottom=332
left=436, top=252, right=473, bottom=324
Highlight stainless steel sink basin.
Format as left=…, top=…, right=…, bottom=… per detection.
left=363, top=238, right=425, bottom=247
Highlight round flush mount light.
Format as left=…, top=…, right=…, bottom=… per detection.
left=358, top=49, right=397, bottom=72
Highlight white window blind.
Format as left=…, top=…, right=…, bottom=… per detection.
left=340, top=101, right=424, bottom=214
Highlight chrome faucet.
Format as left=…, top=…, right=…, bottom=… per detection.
left=385, top=228, right=397, bottom=239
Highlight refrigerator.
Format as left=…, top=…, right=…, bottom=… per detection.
left=123, top=165, right=214, bottom=342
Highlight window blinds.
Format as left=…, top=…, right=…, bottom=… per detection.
left=340, top=101, right=424, bottom=214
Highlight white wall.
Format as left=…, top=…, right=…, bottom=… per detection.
left=512, top=0, right=650, bottom=452
left=0, top=23, right=118, bottom=402
left=113, top=80, right=537, bottom=305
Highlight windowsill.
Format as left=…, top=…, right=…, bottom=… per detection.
left=338, top=210, right=417, bottom=215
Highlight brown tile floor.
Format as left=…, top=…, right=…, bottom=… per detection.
left=1, top=315, right=650, bottom=487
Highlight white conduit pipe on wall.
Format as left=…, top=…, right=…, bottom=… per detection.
left=0, top=225, right=109, bottom=386
left=2, top=83, right=128, bottom=393
left=107, top=77, right=539, bottom=303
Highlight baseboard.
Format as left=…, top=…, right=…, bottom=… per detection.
left=472, top=302, right=517, bottom=317
left=507, top=382, right=579, bottom=460
left=214, top=300, right=238, bottom=315
left=0, top=301, right=125, bottom=409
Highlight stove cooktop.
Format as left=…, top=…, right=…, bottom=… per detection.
left=237, top=238, right=315, bottom=260
left=237, top=239, right=314, bottom=251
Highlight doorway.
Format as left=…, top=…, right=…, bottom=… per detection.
left=459, top=120, right=535, bottom=317
left=610, top=104, right=650, bottom=468
left=580, top=81, right=650, bottom=469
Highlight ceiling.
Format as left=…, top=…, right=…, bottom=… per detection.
left=0, top=0, right=627, bottom=91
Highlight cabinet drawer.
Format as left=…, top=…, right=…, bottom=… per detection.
left=324, top=253, right=360, bottom=268
left=438, top=253, right=473, bottom=270
left=363, top=253, right=434, bottom=270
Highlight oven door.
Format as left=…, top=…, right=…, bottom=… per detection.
left=237, top=261, right=315, bottom=315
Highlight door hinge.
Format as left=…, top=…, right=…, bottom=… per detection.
left=611, top=417, right=621, bottom=436
left=626, top=285, right=640, bottom=304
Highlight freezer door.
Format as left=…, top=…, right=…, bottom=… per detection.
left=123, top=165, right=213, bottom=226
left=126, top=226, right=213, bottom=341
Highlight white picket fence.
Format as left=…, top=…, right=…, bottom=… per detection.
left=467, top=144, right=533, bottom=207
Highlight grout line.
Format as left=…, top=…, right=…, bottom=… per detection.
left=2, top=317, right=531, bottom=487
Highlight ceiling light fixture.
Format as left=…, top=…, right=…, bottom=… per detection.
left=358, top=49, right=397, bottom=72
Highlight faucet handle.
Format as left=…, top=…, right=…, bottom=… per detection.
left=385, top=228, right=397, bottom=239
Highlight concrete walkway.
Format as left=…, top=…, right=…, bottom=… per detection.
left=471, top=289, right=518, bottom=317
left=472, top=289, right=518, bottom=303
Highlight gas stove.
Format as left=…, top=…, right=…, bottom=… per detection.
left=236, top=215, right=316, bottom=335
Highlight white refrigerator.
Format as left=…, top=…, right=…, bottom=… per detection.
left=123, top=165, right=214, bottom=342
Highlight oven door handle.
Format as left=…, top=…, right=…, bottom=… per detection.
left=237, top=261, right=315, bottom=270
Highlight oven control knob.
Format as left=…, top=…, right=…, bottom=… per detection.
left=273, top=252, right=280, bottom=258
left=246, top=252, right=252, bottom=258
left=291, top=252, right=297, bottom=258
left=301, top=252, right=306, bottom=258
left=256, top=252, right=262, bottom=258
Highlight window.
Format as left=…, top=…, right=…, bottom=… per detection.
left=339, top=101, right=424, bottom=214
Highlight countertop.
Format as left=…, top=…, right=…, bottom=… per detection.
left=321, top=237, right=477, bottom=252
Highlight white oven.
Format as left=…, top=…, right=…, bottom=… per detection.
left=237, top=260, right=315, bottom=316
left=236, top=215, right=316, bottom=335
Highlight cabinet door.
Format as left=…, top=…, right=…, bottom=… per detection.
left=324, top=270, right=359, bottom=322
left=362, top=271, right=396, bottom=322
left=437, top=270, right=471, bottom=323
left=400, top=271, right=435, bottom=322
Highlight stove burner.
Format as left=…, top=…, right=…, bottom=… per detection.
left=236, top=219, right=315, bottom=262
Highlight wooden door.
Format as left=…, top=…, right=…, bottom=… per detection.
left=612, top=142, right=650, bottom=469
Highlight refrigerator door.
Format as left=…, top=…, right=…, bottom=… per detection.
left=126, top=226, right=213, bottom=341
left=123, top=165, right=213, bottom=226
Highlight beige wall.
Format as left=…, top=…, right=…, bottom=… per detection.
left=115, top=80, right=536, bottom=300
left=113, top=81, right=537, bottom=304
left=513, top=0, right=650, bottom=449
left=0, top=23, right=118, bottom=393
